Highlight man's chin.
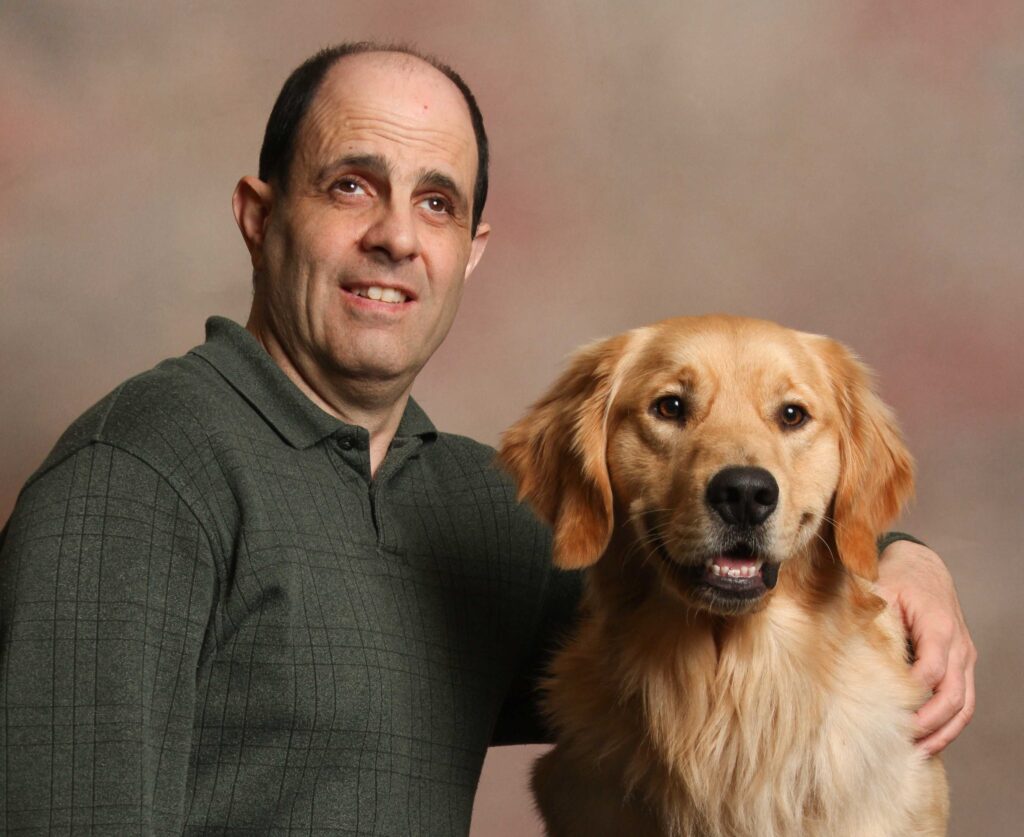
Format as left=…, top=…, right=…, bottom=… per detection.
left=320, top=340, right=426, bottom=392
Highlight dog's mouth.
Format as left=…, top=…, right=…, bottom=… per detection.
left=700, top=545, right=779, bottom=596
left=652, top=535, right=780, bottom=611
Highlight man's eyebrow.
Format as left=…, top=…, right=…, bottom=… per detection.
left=418, top=169, right=468, bottom=213
left=315, top=153, right=391, bottom=184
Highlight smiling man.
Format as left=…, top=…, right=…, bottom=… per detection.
left=236, top=50, right=489, bottom=473
left=0, top=43, right=975, bottom=834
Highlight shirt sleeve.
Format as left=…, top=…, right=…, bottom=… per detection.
left=0, top=443, right=217, bottom=834
left=877, top=531, right=927, bottom=554
left=490, top=566, right=584, bottom=746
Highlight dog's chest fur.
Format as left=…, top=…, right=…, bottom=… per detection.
left=535, top=582, right=947, bottom=837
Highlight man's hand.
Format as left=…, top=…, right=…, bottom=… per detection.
left=876, top=539, right=977, bottom=755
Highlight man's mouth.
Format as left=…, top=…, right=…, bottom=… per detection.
left=346, top=285, right=410, bottom=304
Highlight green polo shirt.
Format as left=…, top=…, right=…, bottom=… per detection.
left=0, top=317, right=580, bottom=835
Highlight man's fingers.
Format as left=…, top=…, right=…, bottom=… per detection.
left=913, top=637, right=977, bottom=754
left=914, top=676, right=965, bottom=739
left=916, top=663, right=976, bottom=755
left=909, top=622, right=953, bottom=692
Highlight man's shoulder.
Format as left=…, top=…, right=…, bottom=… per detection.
left=425, top=430, right=534, bottom=505
left=432, top=430, right=496, bottom=460
left=429, top=431, right=503, bottom=477
left=31, top=349, right=237, bottom=485
left=425, top=430, right=553, bottom=556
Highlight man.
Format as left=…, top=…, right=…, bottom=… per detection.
left=0, top=43, right=975, bottom=834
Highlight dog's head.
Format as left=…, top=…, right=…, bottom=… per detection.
left=499, top=315, right=913, bottom=616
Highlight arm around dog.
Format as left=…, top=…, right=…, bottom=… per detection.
left=876, top=536, right=977, bottom=754
left=491, top=565, right=584, bottom=745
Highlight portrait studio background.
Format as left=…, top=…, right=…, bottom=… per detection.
left=2, top=2, right=1021, bottom=834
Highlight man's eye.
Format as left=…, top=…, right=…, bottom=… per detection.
left=332, top=178, right=366, bottom=195
left=420, top=196, right=452, bottom=214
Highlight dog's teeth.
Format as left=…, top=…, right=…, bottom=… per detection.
left=707, top=559, right=767, bottom=579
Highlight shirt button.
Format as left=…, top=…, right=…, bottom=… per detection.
left=337, top=438, right=353, bottom=451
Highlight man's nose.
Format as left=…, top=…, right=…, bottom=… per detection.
left=361, top=200, right=420, bottom=262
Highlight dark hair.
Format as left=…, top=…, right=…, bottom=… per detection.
left=258, top=41, right=489, bottom=235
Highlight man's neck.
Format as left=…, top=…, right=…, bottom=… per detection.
left=245, top=314, right=410, bottom=477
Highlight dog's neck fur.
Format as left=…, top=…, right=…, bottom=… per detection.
left=543, top=532, right=923, bottom=836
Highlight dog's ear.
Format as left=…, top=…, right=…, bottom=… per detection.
left=498, top=333, right=632, bottom=570
left=818, top=338, right=915, bottom=580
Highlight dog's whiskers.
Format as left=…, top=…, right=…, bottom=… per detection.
left=811, top=530, right=838, bottom=565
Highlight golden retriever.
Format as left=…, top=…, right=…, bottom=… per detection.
left=499, top=315, right=948, bottom=837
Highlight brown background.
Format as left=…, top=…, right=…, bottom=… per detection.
left=2, top=2, right=1021, bottom=834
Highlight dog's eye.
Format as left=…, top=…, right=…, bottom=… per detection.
left=779, top=404, right=809, bottom=428
left=652, top=395, right=687, bottom=421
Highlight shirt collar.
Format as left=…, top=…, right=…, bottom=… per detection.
left=190, top=316, right=437, bottom=449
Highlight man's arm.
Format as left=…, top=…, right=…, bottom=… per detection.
left=0, top=444, right=216, bottom=832
left=877, top=538, right=977, bottom=755
left=491, top=567, right=584, bottom=746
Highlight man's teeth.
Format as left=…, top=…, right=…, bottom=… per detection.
left=354, top=286, right=407, bottom=303
left=707, top=559, right=762, bottom=579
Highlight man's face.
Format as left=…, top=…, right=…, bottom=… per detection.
left=249, top=52, right=489, bottom=395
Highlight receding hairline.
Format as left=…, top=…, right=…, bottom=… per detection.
left=291, top=49, right=479, bottom=185
left=309, top=49, right=473, bottom=123
left=327, top=47, right=448, bottom=75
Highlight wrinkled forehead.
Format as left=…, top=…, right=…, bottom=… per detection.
left=294, top=52, right=477, bottom=182
left=620, top=318, right=831, bottom=400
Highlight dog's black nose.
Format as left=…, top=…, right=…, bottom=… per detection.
left=706, top=466, right=779, bottom=527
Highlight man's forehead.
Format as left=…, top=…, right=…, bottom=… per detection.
left=296, top=51, right=476, bottom=175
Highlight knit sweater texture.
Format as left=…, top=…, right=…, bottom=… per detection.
left=0, top=317, right=580, bottom=835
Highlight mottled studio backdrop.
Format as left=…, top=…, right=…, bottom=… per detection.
left=2, top=2, right=1022, bottom=834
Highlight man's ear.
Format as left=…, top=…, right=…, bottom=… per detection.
left=498, top=332, right=632, bottom=569
left=232, top=176, right=274, bottom=271
left=818, top=338, right=915, bottom=580
left=464, top=222, right=490, bottom=281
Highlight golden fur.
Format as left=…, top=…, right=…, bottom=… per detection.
left=499, top=315, right=948, bottom=837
